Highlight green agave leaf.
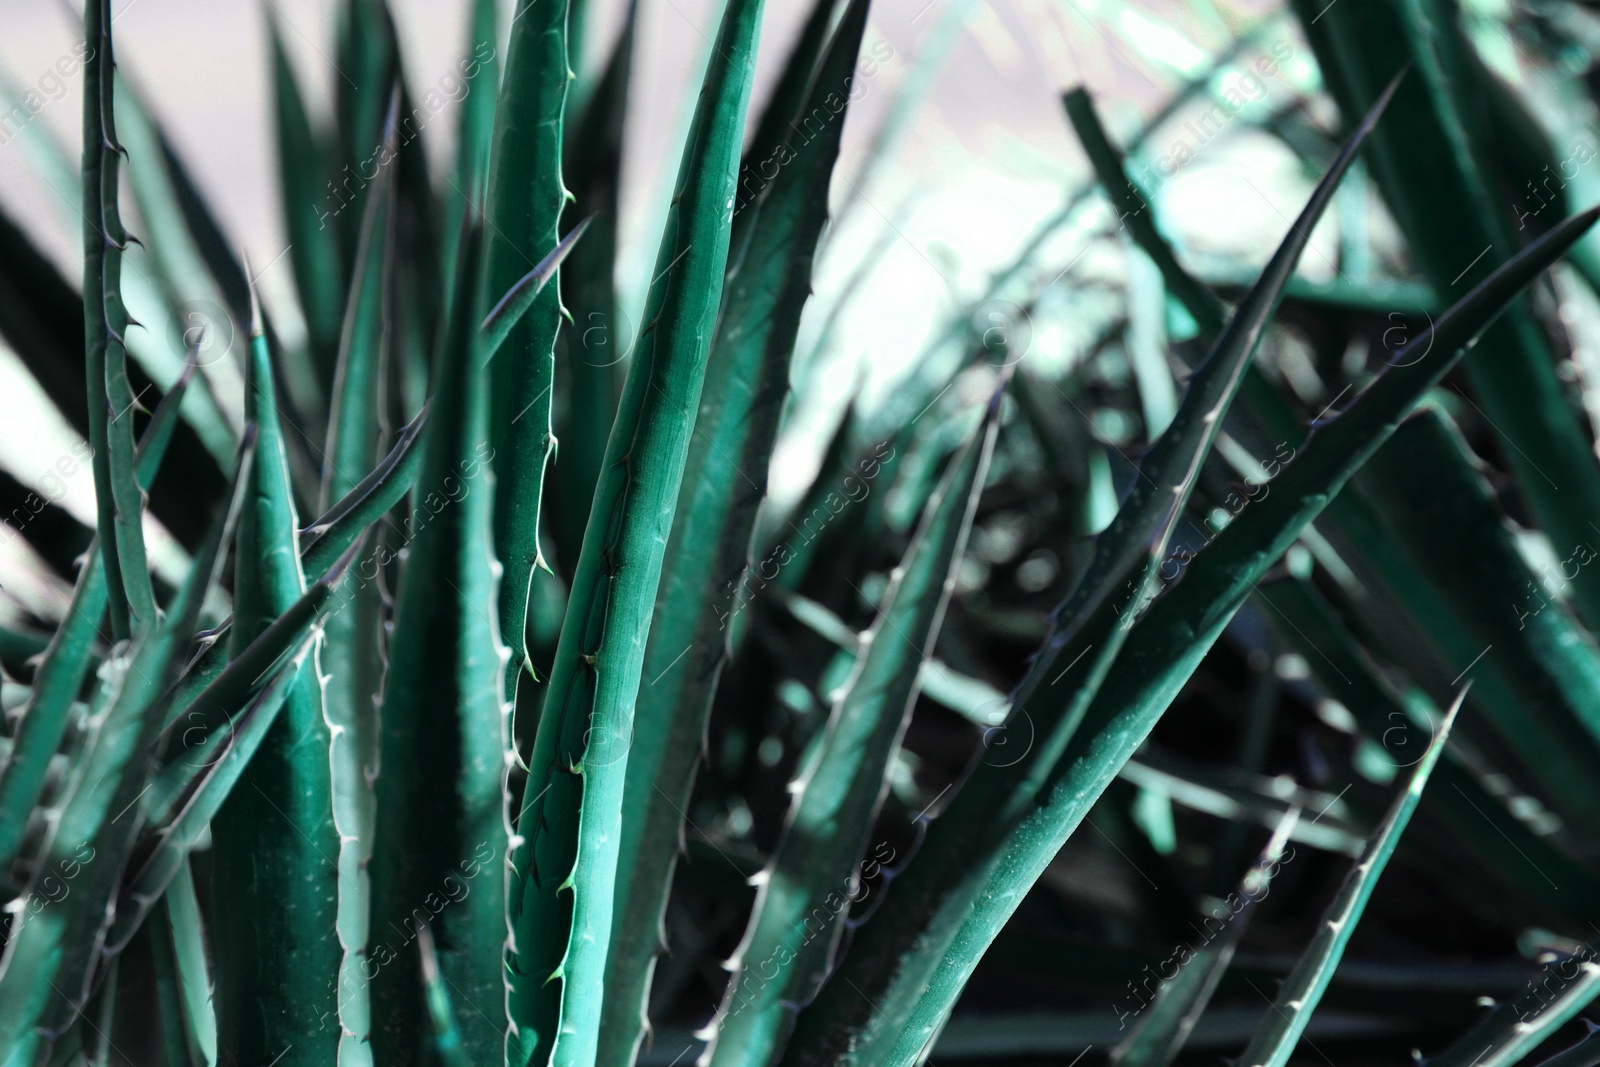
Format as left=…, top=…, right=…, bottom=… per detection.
left=110, top=627, right=317, bottom=955
left=850, top=207, right=1600, bottom=1067
left=1295, top=0, right=1600, bottom=631
left=711, top=380, right=1001, bottom=1067
left=301, top=402, right=429, bottom=578
left=83, top=0, right=154, bottom=641
left=1353, top=409, right=1600, bottom=829
left=418, top=926, right=470, bottom=1067
left=728, top=0, right=837, bottom=259
left=1113, top=810, right=1299, bottom=1067
left=161, top=858, right=217, bottom=1067
left=1238, top=693, right=1462, bottom=1067
left=0, top=421, right=253, bottom=1063
left=317, top=113, right=397, bottom=1067
left=1527, top=1022, right=1600, bottom=1067
left=481, top=218, right=593, bottom=362
left=369, top=223, right=509, bottom=1063
left=598, top=4, right=870, bottom=1061
left=162, top=400, right=429, bottom=725
left=1119, top=758, right=1362, bottom=855
left=143, top=895, right=200, bottom=1067
left=1258, top=573, right=1600, bottom=921
left=505, top=0, right=765, bottom=1061
left=1064, top=86, right=1227, bottom=339
left=1425, top=966, right=1600, bottom=1067
left=439, top=0, right=501, bottom=295
left=210, top=296, right=342, bottom=1062
left=0, top=356, right=194, bottom=887
left=481, top=0, right=572, bottom=707
left=333, top=0, right=399, bottom=257
left=551, top=1, right=636, bottom=579
left=268, top=15, right=345, bottom=384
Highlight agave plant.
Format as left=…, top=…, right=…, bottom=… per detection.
left=4, top=0, right=1600, bottom=1064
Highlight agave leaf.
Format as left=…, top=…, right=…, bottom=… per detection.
left=1295, top=0, right=1600, bottom=631
left=551, top=1, right=637, bottom=578
left=83, top=0, right=154, bottom=640
left=439, top=0, right=501, bottom=294
left=597, top=4, right=869, bottom=1061
left=161, top=858, right=217, bottom=1067
left=316, top=106, right=397, bottom=1067
left=1425, top=965, right=1600, bottom=1067
left=1259, top=573, right=1600, bottom=920
left=775, top=589, right=1009, bottom=725
left=711, top=380, right=1001, bottom=1067
left=204, top=288, right=341, bottom=1062
left=418, top=926, right=471, bottom=1067
left=110, top=626, right=318, bottom=955
left=301, top=402, right=428, bottom=577
left=1354, top=409, right=1600, bottom=823
left=143, top=897, right=201, bottom=1067
left=0, top=358, right=194, bottom=887
left=729, top=0, right=837, bottom=258
left=1527, top=1022, right=1600, bottom=1067
left=1113, top=810, right=1299, bottom=1067
left=157, top=402, right=428, bottom=729
left=481, top=218, right=592, bottom=362
left=836, top=207, right=1600, bottom=1067
left=268, top=15, right=345, bottom=384
left=322, top=136, right=396, bottom=510
left=505, top=0, right=765, bottom=1061
left=0, top=422, right=252, bottom=1062
left=1238, top=694, right=1462, bottom=1067
left=481, top=0, right=572, bottom=707
left=333, top=0, right=399, bottom=250
left=368, top=223, right=510, bottom=1063
left=1064, top=86, right=1227, bottom=338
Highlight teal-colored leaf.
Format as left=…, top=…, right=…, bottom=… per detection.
left=1238, top=694, right=1462, bottom=1067
left=710, top=380, right=1001, bottom=1067
left=505, top=1, right=766, bottom=1061
left=481, top=0, right=572, bottom=707
left=368, top=224, right=510, bottom=1063
left=598, top=3, right=871, bottom=1061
